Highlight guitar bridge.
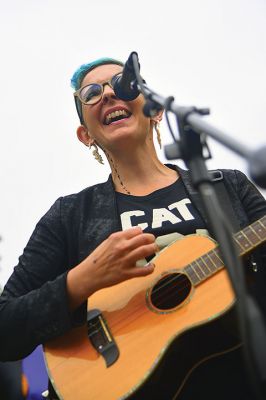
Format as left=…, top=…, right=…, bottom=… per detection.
left=87, top=309, right=119, bottom=367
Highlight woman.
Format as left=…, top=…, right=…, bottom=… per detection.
left=0, top=57, right=266, bottom=399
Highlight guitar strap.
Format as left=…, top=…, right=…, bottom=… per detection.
left=209, top=169, right=240, bottom=232
left=210, top=170, right=260, bottom=274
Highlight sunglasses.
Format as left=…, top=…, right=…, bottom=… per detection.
left=74, top=72, right=122, bottom=106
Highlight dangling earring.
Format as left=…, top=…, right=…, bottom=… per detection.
left=89, top=143, right=104, bottom=164
left=155, top=122, right=162, bottom=149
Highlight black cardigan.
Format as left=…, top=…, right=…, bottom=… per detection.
left=0, top=167, right=266, bottom=361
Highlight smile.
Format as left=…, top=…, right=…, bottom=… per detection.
left=104, top=109, right=131, bottom=125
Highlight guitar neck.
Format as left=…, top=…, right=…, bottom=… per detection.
left=184, top=215, right=266, bottom=286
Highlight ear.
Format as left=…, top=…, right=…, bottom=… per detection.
left=76, top=125, right=94, bottom=147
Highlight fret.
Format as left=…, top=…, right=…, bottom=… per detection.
left=252, top=220, right=266, bottom=240
left=213, top=250, right=223, bottom=264
left=241, top=231, right=253, bottom=246
left=246, top=225, right=261, bottom=245
left=206, top=252, right=220, bottom=271
left=195, top=259, right=209, bottom=278
left=201, top=253, right=216, bottom=272
left=201, top=254, right=216, bottom=273
left=196, top=258, right=212, bottom=276
left=184, top=264, right=201, bottom=285
left=208, top=250, right=223, bottom=270
left=190, top=261, right=205, bottom=280
left=182, top=216, right=266, bottom=288
left=192, top=267, right=201, bottom=280
left=234, top=231, right=252, bottom=252
left=232, top=238, right=243, bottom=254
left=233, top=235, right=246, bottom=252
left=260, top=217, right=266, bottom=227
left=259, top=219, right=266, bottom=234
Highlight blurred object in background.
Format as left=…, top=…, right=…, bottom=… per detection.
left=0, top=360, right=28, bottom=400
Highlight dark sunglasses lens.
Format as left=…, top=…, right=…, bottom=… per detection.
left=110, top=72, right=122, bottom=88
left=80, top=84, right=102, bottom=104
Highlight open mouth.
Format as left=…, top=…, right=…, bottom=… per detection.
left=104, top=109, right=132, bottom=125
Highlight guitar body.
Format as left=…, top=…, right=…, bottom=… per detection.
left=44, top=234, right=240, bottom=400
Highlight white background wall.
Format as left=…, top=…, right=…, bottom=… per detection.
left=0, top=0, right=266, bottom=285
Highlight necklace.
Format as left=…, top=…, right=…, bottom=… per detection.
left=105, top=151, right=131, bottom=195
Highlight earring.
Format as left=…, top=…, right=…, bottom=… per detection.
left=155, top=122, right=162, bottom=149
left=89, top=143, right=104, bottom=164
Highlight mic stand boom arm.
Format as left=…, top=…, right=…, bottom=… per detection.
left=131, top=53, right=266, bottom=399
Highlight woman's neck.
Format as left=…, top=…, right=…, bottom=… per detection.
left=105, top=145, right=179, bottom=196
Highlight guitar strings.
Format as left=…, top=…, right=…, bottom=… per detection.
left=151, top=217, right=266, bottom=302
left=150, top=219, right=266, bottom=301
left=90, top=219, right=266, bottom=337
left=150, top=246, right=221, bottom=297
left=89, top=248, right=222, bottom=336
left=89, top=272, right=195, bottom=336
left=98, top=269, right=212, bottom=336
left=108, top=241, right=260, bottom=335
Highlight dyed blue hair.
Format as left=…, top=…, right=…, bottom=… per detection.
left=70, top=57, right=124, bottom=91
left=70, top=57, right=124, bottom=124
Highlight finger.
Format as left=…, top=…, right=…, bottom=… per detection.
left=111, top=226, right=143, bottom=241
left=128, top=262, right=155, bottom=278
left=125, top=232, right=156, bottom=252
left=126, top=242, right=159, bottom=265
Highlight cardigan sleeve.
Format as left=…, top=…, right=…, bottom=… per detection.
left=0, top=198, right=86, bottom=361
left=228, top=170, right=266, bottom=313
left=234, top=169, right=266, bottom=224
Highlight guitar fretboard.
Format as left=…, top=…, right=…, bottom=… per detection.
left=184, top=215, right=266, bottom=286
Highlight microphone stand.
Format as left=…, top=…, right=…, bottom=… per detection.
left=130, top=52, right=266, bottom=399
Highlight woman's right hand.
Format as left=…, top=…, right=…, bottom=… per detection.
left=66, top=227, right=158, bottom=310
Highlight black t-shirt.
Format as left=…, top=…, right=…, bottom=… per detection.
left=116, top=178, right=206, bottom=237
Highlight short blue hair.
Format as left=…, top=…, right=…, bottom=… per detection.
left=70, top=57, right=124, bottom=91
left=70, top=57, right=124, bottom=124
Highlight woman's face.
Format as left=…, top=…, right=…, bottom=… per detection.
left=78, top=64, right=152, bottom=152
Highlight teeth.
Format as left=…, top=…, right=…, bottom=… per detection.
left=105, top=109, right=129, bottom=124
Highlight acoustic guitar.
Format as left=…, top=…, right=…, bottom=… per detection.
left=44, top=215, right=266, bottom=400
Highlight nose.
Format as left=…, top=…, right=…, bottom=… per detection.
left=102, top=82, right=117, bottom=104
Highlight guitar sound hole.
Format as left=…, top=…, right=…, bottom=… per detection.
left=150, top=273, right=191, bottom=311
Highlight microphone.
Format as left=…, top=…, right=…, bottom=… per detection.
left=113, top=52, right=140, bottom=101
